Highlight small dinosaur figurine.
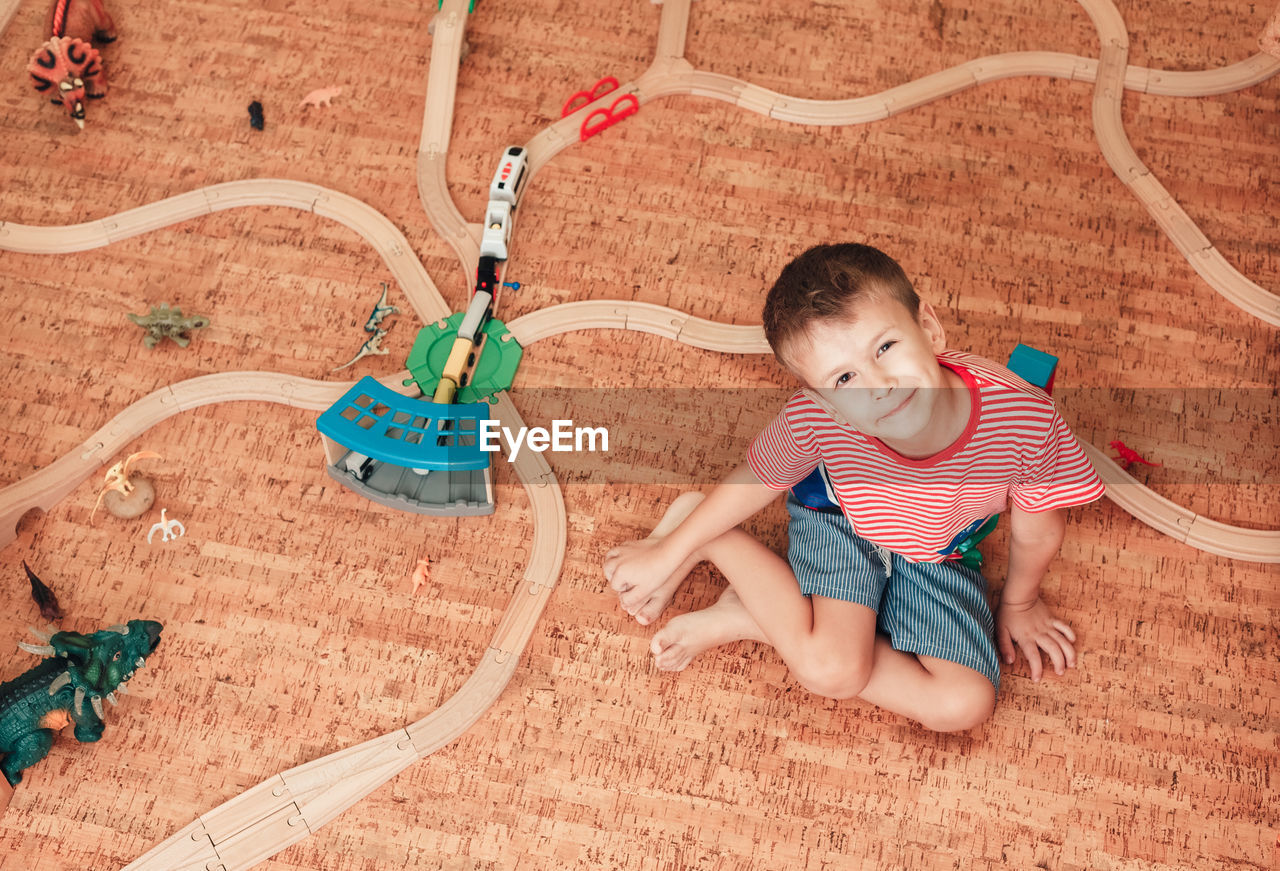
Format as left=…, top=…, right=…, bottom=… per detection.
left=23, top=562, right=64, bottom=623
left=146, top=508, right=185, bottom=544
left=332, top=328, right=390, bottom=372
left=364, top=283, right=399, bottom=332
left=91, top=450, right=161, bottom=521
left=1109, top=440, right=1162, bottom=470
left=299, top=86, right=341, bottom=109
left=27, top=0, right=117, bottom=130
left=1, top=620, right=162, bottom=787
left=410, top=556, right=431, bottom=594
left=127, top=303, right=210, bottom=349
left=1261, top=4, right=1280, bottom=60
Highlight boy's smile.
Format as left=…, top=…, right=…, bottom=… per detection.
left=784, top=294, right=972, bottom=459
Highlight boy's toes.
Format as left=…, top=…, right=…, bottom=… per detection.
left=633, top=596, right=667, bottom=626
left=618, top=588, right=641, bottom=612
left=650, top=632, right=690, bottom=671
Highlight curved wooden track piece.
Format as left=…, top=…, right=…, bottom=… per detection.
left=0, top=179, right=451, bottom=328
left=1081, top=444, right=1279, bottom=563
left=1076, top=0, right=1280, bottom=325
left=533, top=0, right=1279, bottom=324
left=507, top=300, right=770, bottom=352
left=119, top=389, right=566, bottom=871
left=0, top=371, right=362, bottom=549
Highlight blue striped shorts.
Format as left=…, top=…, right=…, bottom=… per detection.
left=785, top=494, right=1001, bottom=691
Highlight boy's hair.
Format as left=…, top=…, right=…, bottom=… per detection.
left=762, top=243, right=921, bottom=366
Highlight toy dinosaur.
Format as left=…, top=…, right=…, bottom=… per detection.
left=127, top=303, right=210, bottom=349
left=363, top=283, right=399, bottom=332
left=27, top=0, right=117, bottom=130
left=1109, top=440, right=1162, bottom=470
left=146, top=508, right=185, bottom=544
left=91, top=450, right=161, bottom=521
left=0, top=619, right=162, bottom=787
left=331, top=327, right=390, bottom=372
left=23, top=562, right=64, bottom=623
left=410, top=556, right=431, bottom=594
left=299, top=86, right=342, bottom=109
left=1263, top=4, right=1280, bottom=60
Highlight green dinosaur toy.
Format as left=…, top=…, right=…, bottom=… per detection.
left=127, top=303, right=210, bottom=349
left=0, top=619, right=162, bottom=787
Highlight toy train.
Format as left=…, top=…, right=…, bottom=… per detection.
left=433, top=145, right=529, bottom=403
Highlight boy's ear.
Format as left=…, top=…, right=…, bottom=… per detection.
left=918, top=301, right=948, bottom=352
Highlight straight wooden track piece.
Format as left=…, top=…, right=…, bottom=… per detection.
left=417, top=0, right=480, bottom=283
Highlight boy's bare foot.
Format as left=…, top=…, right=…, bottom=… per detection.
left=622, top=492, right=705, bottom=626
left=650, top=587, right=766, bottom=671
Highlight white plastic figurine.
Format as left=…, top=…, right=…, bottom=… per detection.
left=147, top=509, right=185, bottom=544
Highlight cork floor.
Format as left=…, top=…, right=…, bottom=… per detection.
left=0, top=0, right=1277, bottom=868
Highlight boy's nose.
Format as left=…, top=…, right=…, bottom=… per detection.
left=864, top=370, right=897, bottom=397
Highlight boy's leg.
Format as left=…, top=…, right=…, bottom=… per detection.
left=652, top=524, right=879, bottom=698
left=862, top=552, right=1000, bottom=731
left=651, top=494, right=999, bottom=731
left=655, top=583, right=995, bottom=731
left=859, top=643, right=996, bottom=732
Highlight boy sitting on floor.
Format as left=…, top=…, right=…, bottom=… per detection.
left=603, top=243, right=1104, bottom=732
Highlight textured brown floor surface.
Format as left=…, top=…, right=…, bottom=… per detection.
left=0, top=0, right=1276, bottom=869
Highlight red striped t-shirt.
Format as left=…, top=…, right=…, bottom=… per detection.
left=746, top=350, right=1105, bottom=562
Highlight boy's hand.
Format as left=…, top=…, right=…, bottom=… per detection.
left=996, top=597, right=1077, bottom=682
left=604, top=538, right=681, bottom=623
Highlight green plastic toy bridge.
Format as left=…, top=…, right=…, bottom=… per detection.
left=403, top=314, right=521, bottom=404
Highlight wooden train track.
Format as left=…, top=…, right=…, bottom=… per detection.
left=0, top=0, right=1275, bottom=867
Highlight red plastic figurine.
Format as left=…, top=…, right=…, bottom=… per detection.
left=1109, top=440, right=1161, bottom=470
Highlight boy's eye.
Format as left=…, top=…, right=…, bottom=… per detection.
left=877, top=341, right=895, bottom=356
left=835, top=372, right=853, bottom=386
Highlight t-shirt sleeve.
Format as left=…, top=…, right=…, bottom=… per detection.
left=1012, top=409, right=1106, bottom=512
left=746, top=405, right=822, bottom=491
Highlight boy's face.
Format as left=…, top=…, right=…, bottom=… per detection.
left=784, top=294, right=957, bottom=450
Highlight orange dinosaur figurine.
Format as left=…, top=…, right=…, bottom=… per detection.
left=91, top=451, right=161, bottom=521
left=27, top=0, right=117, bottom=129
left=1261, top=4, right=1280, bottom=59
left=299, top=86, right=342, bottom=109
left=410, top=557, right=431, bottom=594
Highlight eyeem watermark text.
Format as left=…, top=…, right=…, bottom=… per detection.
left=481, top=420, right=609, bottom=462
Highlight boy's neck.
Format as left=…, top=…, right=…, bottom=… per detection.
left=877, top=366, right=972, bottom=460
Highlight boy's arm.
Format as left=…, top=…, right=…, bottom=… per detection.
left=604, top=463, right=781, bottom=610
left=996, top=505, right=1077, bottom=682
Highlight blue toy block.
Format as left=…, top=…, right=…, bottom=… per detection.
left=317, top=376, right=490, bottom=471
left=1006, top=343, right=1058, bottom=393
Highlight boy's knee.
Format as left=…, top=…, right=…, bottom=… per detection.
left=793, top=654, right=871, bottom=701
left=918, top=677, right=996, bottom=733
